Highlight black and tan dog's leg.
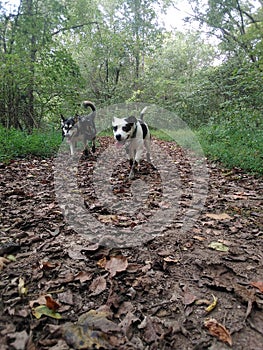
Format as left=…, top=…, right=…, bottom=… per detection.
left=91, top=138, right=96, bottom=153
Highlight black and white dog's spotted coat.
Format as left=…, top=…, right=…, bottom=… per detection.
left=61, top=101, right=96, bottom=156
left=112, top=107, right=152, bottom=179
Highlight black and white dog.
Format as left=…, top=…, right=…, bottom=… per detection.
left=61, top=101, right=96, bottom=156
left=112, top=107, right=152, bottom=179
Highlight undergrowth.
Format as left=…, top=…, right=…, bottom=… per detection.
left=0, top=124, right=262, bottom=175
left=197, top=123, right=263, bottom=174
left=0, top=126, right=61, bottom=163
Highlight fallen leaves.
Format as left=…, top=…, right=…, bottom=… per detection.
left=32, top=305, right=62, bottom=320
left=45, top=295, right=61, bottom=311
left=205, top=213, right=232, bottom=220
left=204, top=318, right=232, bottom=346
left=208, top=241, right=229, bottom=252
left=18, top=278, right=27, bottom=296
left=250, top=281, right=263, bottom=293
left=63, top=309, right=121, bottom=349
left=31, top=294, right=62, bottom=320
left=0, top=257, right=10, bottom=270
left=9, top=330, right=29, bottom=350
left=98, top=255, right=129, bottom=277
left=0, top=141, right=263, bottom=349
left=89, top=275, right=107, bottom=296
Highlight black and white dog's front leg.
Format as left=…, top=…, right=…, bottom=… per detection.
left=129, top=159, right=138, bottom=179
left=129, top=145, right=143, bottom=179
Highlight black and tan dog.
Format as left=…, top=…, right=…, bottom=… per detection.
left=61, top=101, right=96, bottom=156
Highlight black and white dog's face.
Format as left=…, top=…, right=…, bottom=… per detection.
left=112, top=116, right=137, bottom=147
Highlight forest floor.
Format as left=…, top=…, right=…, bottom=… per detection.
left=0, top=136, right=262, bottom=350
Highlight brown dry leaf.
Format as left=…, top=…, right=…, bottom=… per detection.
left=105, top=256, right=128, bottom=277
left=195, top=299, right=211, bottom=306
left=183, top=288, right=197, bottom=306
left=193, top=235, right=206, bottom=241
left=40, top=261, right=57, bottom=270
left=89, top=276, right=107, bottom=296
left=0, top=257, right=10, bottom=270
left=206, top=213, right=232, bottom=220
left=29, top=295, right=47, bottom=308
left=138, top=316, right=162, bottom=344
left=9, top=330, right=29, bottom=350
left=85, top=243, right=100, bottom=251
left=68, top=249, right=86, bottom=260
left=119, top=311, right=139, bottom=336
left=74, top=271, right=93, bottom=283
left=204, top=318, right=232, bottom=346
left=45, top=295, right=60, bottom=311
left=163, top=256, right=179, bottom=263
left=98, top=214, right=119, bottom=224
left=59, top=290, right=74, bottom=305
left=97, top=256, right=107, bottom=269
left=250, top=281, right=263, bottom=293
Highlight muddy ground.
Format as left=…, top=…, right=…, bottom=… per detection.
left=0, top=137, right=262, bottom=350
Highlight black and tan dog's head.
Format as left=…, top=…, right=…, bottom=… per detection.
left=61, top=115, right=79, bottom=142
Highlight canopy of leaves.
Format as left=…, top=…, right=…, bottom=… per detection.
left=0, top=0, right=262, bottom=137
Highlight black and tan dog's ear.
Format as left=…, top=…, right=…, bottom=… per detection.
left=74, top=114, right=79, bottom=123
left=125, top=116, right=137, bottom=124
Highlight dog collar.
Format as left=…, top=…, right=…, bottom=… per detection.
left=131, top=125, right=137, bottom=138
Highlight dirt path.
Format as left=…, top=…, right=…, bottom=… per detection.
left=0, top=137, right=262, bottom=350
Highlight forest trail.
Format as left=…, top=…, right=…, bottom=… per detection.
left=0, top=137, right=262, bottom=350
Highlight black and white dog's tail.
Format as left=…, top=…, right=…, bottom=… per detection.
left=140, top=106, right=147, bottom=121
left=83, top=101, right=96, bottom=112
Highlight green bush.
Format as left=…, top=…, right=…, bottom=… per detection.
left=197, top=123, right=263, bottom=174
left=0, top=126, right=61, bottom=162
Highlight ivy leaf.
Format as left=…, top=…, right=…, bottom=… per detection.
left=32, top=305, right=62, bottom=320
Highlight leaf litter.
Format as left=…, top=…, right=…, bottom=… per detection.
left=0, top=137, right=262, bottom=349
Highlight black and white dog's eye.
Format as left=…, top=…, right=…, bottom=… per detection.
left=113, top=126, right=117, bottom=132
left=122, top=125, right=131, bottom=132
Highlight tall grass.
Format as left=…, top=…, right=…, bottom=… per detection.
left=1, top=123, right=262, bottom=175
left=197, top=123, right=263, bottom=174
left=0, top=126, right=61, bottom=163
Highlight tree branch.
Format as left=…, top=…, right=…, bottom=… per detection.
left=51, top=21, right=99, bottom=36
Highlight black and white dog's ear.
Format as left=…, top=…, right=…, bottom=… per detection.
left=125, top=116, right=137, bottom=124
left=61, top=114, right=65, bottom=125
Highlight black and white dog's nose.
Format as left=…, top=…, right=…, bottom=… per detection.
left=116, top=134, right=122, bottom=141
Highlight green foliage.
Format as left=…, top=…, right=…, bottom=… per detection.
left=0, top=126, right=61, bottom=162
left=0, top=0, right=262, bottom=174
left=198, top=120, right=263, bottom=174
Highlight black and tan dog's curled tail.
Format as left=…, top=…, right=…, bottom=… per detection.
left=82, top=101, right=96, bottom=112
